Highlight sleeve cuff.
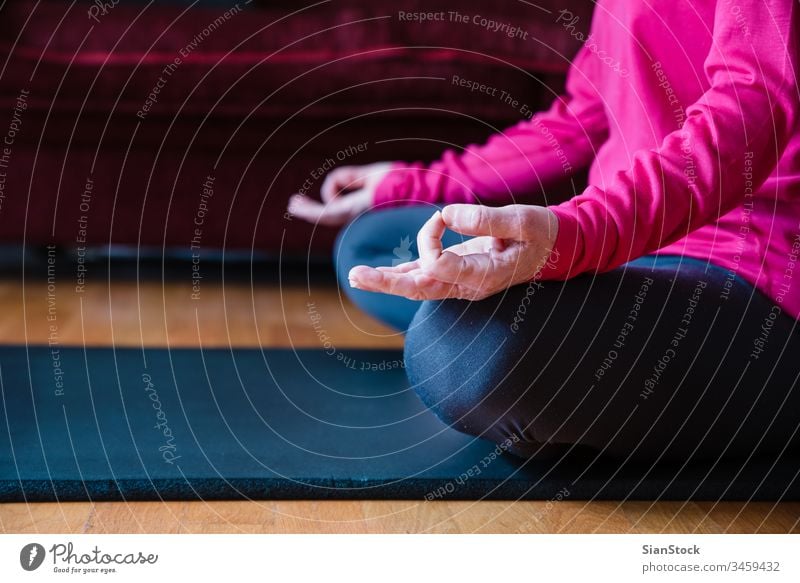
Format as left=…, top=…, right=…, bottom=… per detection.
left=539, top=203, right=582, bottom=281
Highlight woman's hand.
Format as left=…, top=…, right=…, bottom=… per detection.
left=287, top=162, right=393, bottom=226
left=348, top=204, right=559, bottom=301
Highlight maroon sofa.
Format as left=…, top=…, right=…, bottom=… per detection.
left=0, top=0, right=592, bottom=260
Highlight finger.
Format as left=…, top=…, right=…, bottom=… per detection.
left=443, top=236, right=503, bottom=257
left=423, top=250, right=497, bottom=289
left=376, top=260, right=420, bottom=274
left=348, top=266, right=426, bottom=298
left=441, top=204, right=534, bottom=240
left=288, top=194, right=350, bottom=226
left=320, top=168, right=354, bottom=202
left=320, top=167, right=363, bottom=202
left=287, top=194, right=331, bottom=224
left=417, top=210, right=446, bottom=268
left=348, top=266, right=464, bottom=300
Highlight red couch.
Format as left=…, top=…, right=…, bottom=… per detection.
left=0, top=0, right=592, bottom=259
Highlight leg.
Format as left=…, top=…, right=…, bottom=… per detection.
left=405, top=255, right=800, bottom=463
left=334, top=206, right=466, bottom=331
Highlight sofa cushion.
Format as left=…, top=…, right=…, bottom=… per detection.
left=0, top=0, right=593, bottom=256
left=1, top=0, right=592, bottom=122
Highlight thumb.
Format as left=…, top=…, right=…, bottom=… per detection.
left=320, top=166, right=364, bottom=202
left=441, top=204, right=540, bottom=240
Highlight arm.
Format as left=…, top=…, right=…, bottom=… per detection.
left=543, top=0, right=799, bottom=280
left=373, top=43, right=609, bottom=207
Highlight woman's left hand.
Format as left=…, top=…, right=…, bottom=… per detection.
left=348, top=204, right=559, bottom=301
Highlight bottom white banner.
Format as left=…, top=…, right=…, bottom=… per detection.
left=0, top=534, right=796, bottom=582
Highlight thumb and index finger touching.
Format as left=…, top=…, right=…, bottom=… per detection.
left=414, top=204, right=533, bottom=286
left=320, top=166, right=365, bottom=202
left=417, top=205, right=532, bottom=262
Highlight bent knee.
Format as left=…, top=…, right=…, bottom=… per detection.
left=404, top=299, right=513, bottom=433
left=333, top=211, right=384, bottom=273
left=404, top=293, right=582, bottom=448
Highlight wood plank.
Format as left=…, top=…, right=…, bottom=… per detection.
left=1, top=278, right=798, bottom=533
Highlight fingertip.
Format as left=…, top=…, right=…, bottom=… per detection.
left=287, top=197, right=303, bottom=215
left=348, top=265, right=378, bottom=282
left=289, top=193, right=307, bottom=206
left=348, top=265, right=367, bottom=278
left=421, top=209, right=443, bottom=228
left=441, top=205, right=454, bottom=223
left=430, top=209, right=447, bottom=232
left=441, top=205, right=464, bottom=225
left=347, top=266, right=362, bottom=289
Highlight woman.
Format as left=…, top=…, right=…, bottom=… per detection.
left=289, top=0, right=800, bottom=463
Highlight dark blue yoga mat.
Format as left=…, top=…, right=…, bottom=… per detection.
left=1, top=346, right=798, bottom=501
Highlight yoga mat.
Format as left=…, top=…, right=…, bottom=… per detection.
left=1, top=345, right=798, bottom=501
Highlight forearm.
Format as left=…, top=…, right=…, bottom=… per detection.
left=373, top=45, right=609, bottom=208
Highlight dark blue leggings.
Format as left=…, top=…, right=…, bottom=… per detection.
left=335, top=207, right=800, bottom=462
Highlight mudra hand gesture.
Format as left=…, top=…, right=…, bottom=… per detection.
left=348, top=204, right=559, bottom=301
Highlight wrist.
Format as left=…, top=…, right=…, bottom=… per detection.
left=539, top=205, right=578, bottom=280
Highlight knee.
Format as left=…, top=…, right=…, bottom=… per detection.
left=404, top=298, right=509, bottom=435
left=404, top=291, right=583, bottom=454
left=333, top=211, right=382, bottom=276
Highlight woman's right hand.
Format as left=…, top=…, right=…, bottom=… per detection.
left=287, top=162, right=393, bottom=226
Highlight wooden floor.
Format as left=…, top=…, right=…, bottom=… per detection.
left=1, top=274, right=798, bottom=533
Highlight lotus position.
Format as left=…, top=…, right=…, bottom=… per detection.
left=290, top=0, right=800, bottom=463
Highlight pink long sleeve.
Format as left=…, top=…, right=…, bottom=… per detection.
left=372, top=43, right=609, bottom=207
left=543, top=0, right=799, bottom=280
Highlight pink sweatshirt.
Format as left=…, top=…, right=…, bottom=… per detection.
left=373, top=0, right=800, bottom=319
